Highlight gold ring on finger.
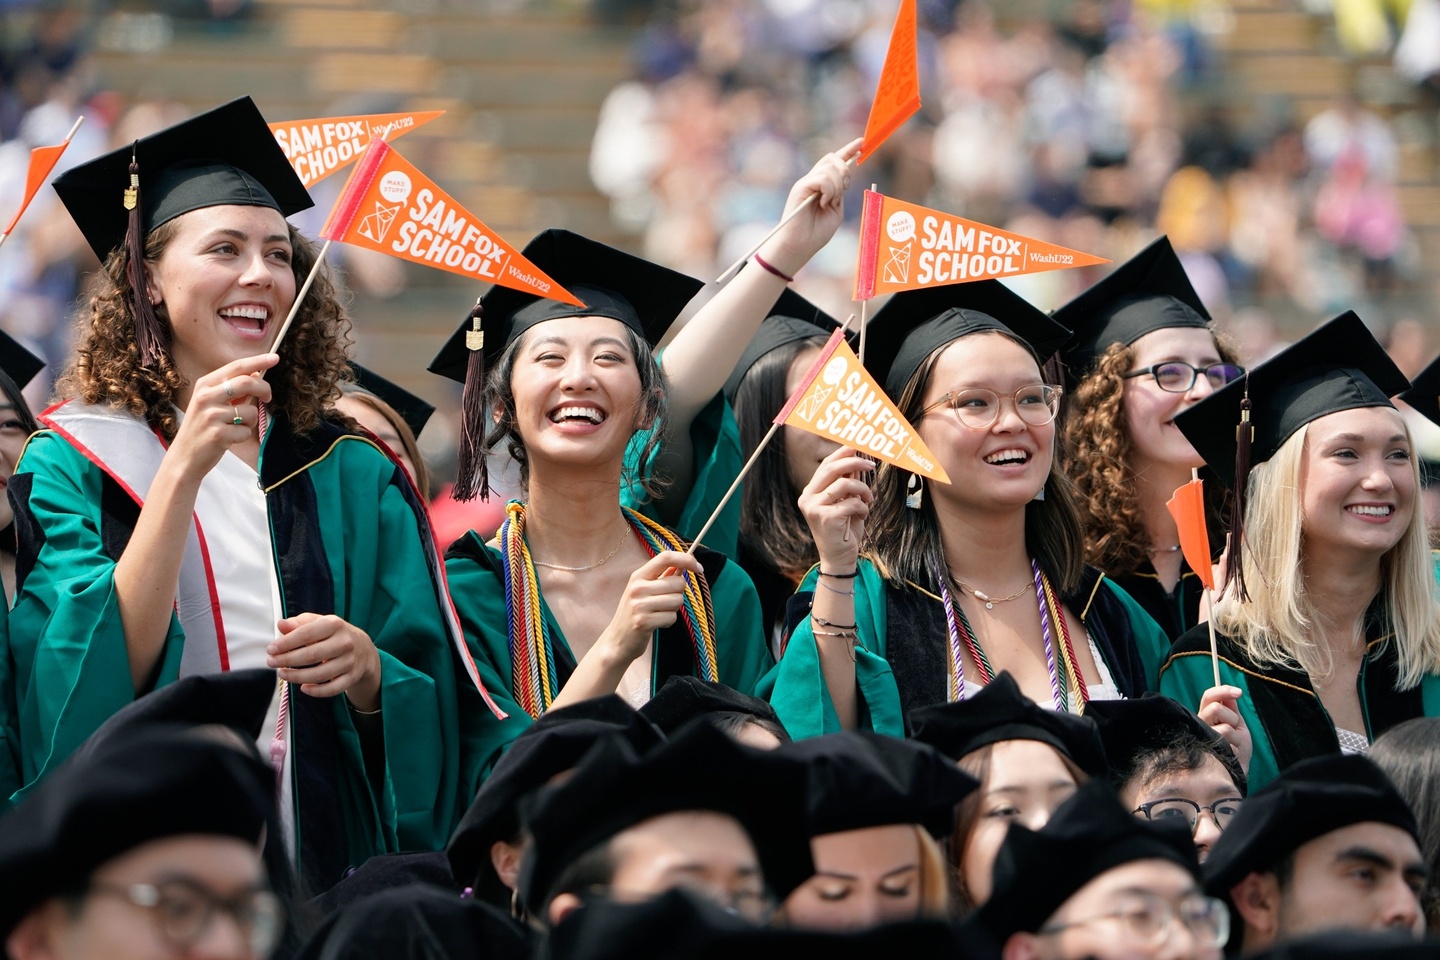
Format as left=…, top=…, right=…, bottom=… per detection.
left=233, top=414, right=245, bottom=426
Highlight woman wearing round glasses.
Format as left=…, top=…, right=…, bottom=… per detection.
left=760, top=282, right=1171, bottom=737
left=1055, top=238, right=1243, bottom=644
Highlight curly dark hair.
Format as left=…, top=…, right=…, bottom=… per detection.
left=57, top=218, right=352, bottom=440
left=1062, top=340, right=1233, bottom=577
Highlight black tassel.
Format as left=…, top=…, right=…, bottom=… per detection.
left=123, top=143, right=166, bottom=368
left=1226, top=377, right=1253, bottom=602
left=452, top=298, right=488, bottom=502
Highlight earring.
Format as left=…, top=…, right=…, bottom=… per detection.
left=906, top=473, right=923, bottom=510
left=1033, top=483, right=1046, bottom=502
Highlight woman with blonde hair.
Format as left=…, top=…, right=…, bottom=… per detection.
left=1161, top=312, right=1440, bottom=789
left=2, top=99, right=498, bottom=890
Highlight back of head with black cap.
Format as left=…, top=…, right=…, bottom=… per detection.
left=346, top=362, right=436, bottom=440
left=1053, top=236, right=1211, bottom=389
left=52, top=97, right=312, bottom=369
left=974, top=779, right=1200, bottom=941
left=518, top=722, right=813, bottom=914
left=427, top=229, right=704, bottom=501
left=1203, top=754, right=1418, bottom=898
left=908, top=672, right=1108, bottom=777
left=1174, top=312, right=1409, bottom=602
left=638, top=676, right=786, bottom=740
left=778, top=730, right=978, bottom=839
left=1088, top=693, right=1245, bottom=796
left=723, top=288, right=843, bottom=403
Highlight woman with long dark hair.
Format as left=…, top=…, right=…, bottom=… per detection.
left=0, top=332, right=43, bottom=603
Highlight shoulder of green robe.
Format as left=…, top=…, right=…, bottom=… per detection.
left=14, top=428, right=89, bottom=476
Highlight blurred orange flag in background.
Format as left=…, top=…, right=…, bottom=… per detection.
left=321, top=138, right=582, bottom=305
left=3, top=118, right=81, bottom=237
left=269, top=110, right=443, bottom=187
left=858, top=0, right=921, bottom=164
left=1166, top=477, right=1215, bottom=591
left=855, top=190, right=1109, bottom=299
left=776, top=328, right=950, bottom=483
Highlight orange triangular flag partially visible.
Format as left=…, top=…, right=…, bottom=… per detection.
left=855, top=190, right=1109, bottom=299
left=858, top=0, right=921, bottom=164
left=776, top=328, right=949, bottom=483
left=270, top=110, right=443, bottom=187
left=3, top=119, right=81, bottom=237
left=1166, top=478, right=1214, bottom=591
left=321, top=138, right=582, bottom=305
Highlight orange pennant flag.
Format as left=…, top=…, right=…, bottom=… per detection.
left=776, top=328, right=949, bottom=483
left=858, top=0, right=921, bottom=164
left=3, top=122, right=81, bottom=237
left=1166, top=478, right=1214, bottom=591
left=321, top=138, right=583, bottom=305
left=270, top=110, right=443, bottom=187
left=855, top=189, right=1110, bottom=299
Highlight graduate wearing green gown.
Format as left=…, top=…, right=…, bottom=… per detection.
left=1, top=99, right=503, bottom=892
left=1160, top=314, right=1440, bottom=789
left=430, top=230, right=772, bottom=764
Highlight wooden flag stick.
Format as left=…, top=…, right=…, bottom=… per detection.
left=267, top=238, right=332, bottom=355
left=714, top=155, right=859, bottom=285
left=1193, top=466, right=1222, bottom=688
left=687, top=312, right=860, bottom=556
left=844, top=295, right=873, bottom=543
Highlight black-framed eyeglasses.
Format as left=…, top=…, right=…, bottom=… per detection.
left=920, top=384, right=1063, bottom=430
left=87, top=879, right=284, bottom=957
left=1039, top=891, right=1230, bottom=948
left=1122, top=361, right=1244, bottom=393
left=1134, top=796, right=1244, bottom=833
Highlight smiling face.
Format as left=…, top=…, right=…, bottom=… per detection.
left=145, top=205, right=296, bottom=386
left=0, top=399, right=30, bottom=529
left=1121, top=328, right=1227, bottom=474
left=506, top=316, right=649, bottom=477
left=1299, top=407, right=1416, bottom=561
left=784, top=824, right=925, bottom=931
left=917, top=333, right=1054, bottom=510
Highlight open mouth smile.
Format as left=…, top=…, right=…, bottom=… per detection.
left=548, top=404, right=608, bottom=425
left=220, top=304, right=271, bottom=339
left=984, top=448, right=1030, bottom=466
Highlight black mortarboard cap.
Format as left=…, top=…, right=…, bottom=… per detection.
left=518, top=723, right=813, bottom=909
left=1245, top=930, right=1436, bottom=960
left=0, top=330, right=43, bottom=389
left=446, top=696, right=664, bottom=897
left=53, top=96, right=312, bottom=263
left=1087, top=693, right=1245, bottom=795
left=309, top=851, right=459, bottom=920
left=722, top=289, right=843, bottom=402
left=428, top=229, right=704, bottom=384
left=428, top=229, right=703, bottom=500
left=546, top=888, right=971, bottom=960
left=974, top=779, right=1200, bottom=938
left=296, top=884, right=532, bottom=960
left=1176, top=312, right=1407, bottom=485
left=1053, top=236, right=1210, bottom=386
left=778, top=731, right=978, bottom=839
left=78, top=668, right=277, bottom=758
left=907, top=672, right=1108, bottom=777
left=348, top=363, right=436, bottom=438
left=639, top=676, right=785, bottom=737
left=864, top=280, right=1071, bottom=398
left=1397, top=353, right=1440, bottom=430
left=0, top=725, right=274, bottom=936
left=1203, top=754, right=1418, bottom=897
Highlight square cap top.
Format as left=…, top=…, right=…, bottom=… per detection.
left=428, top=229, right=705, bottom=384
left=347, top=363, right=435, bottom=438
left=723, top=288, right=844, bottom=402
left=1174, top=312, right=1408, bottom=485
left=864, top=280, right=1070, bottom=398
left=53, top=97, right=312, bottom=261
left=1053, top=236, right=1210, bottom=384
left=0, top=330, right=43, bottom=389
left=1397, top=352, right=1440, bottom=429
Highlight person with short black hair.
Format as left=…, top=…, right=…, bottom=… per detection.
left=639, top=675, right=790, bottom=748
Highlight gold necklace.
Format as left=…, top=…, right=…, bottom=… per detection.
left=531, top=523, right=631, bottom=572
left=950, top=572, right=1032, bottom=610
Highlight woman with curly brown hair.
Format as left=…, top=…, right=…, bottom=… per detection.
left=1, top=100, right=500, bottom=893
left=1055, top=238, right=1242, bottom=643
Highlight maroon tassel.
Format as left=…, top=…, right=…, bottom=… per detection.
left=1226, top=379, right=1253, bottom=602
left=123, top=145, right=166, bottom=368
left=452, top=298, right=489, bottom=502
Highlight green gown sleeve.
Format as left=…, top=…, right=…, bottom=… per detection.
left=1099, top=578, right=1172, bottom=690
left=1158, top=645, right=1278, bottom=789
left=0, top=598, right=20, bottom=806
left=708, top=555, right=771, bottom=696
left=5, top=432, right=186, bottom=801
left=756, top=560, right=904, bottom=739
left=621, top=389, right=744, bottom=559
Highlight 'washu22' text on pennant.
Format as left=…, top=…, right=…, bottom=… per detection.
left=855, top=190, right=1109, bottom=299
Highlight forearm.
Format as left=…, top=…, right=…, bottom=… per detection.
left=550, top=635, right=636, bottom=710
left=113, top=458, right=201, bottom=692
left=809, top=568, right=859, bottom=730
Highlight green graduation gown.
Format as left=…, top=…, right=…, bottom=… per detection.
left=1159, top=612, right=1440, bottom=790
left=1, top=405, right=502, bottom=890
left=444, top=525, right=770, bottom=771
left=758, top=559, right=1172, bottom=739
